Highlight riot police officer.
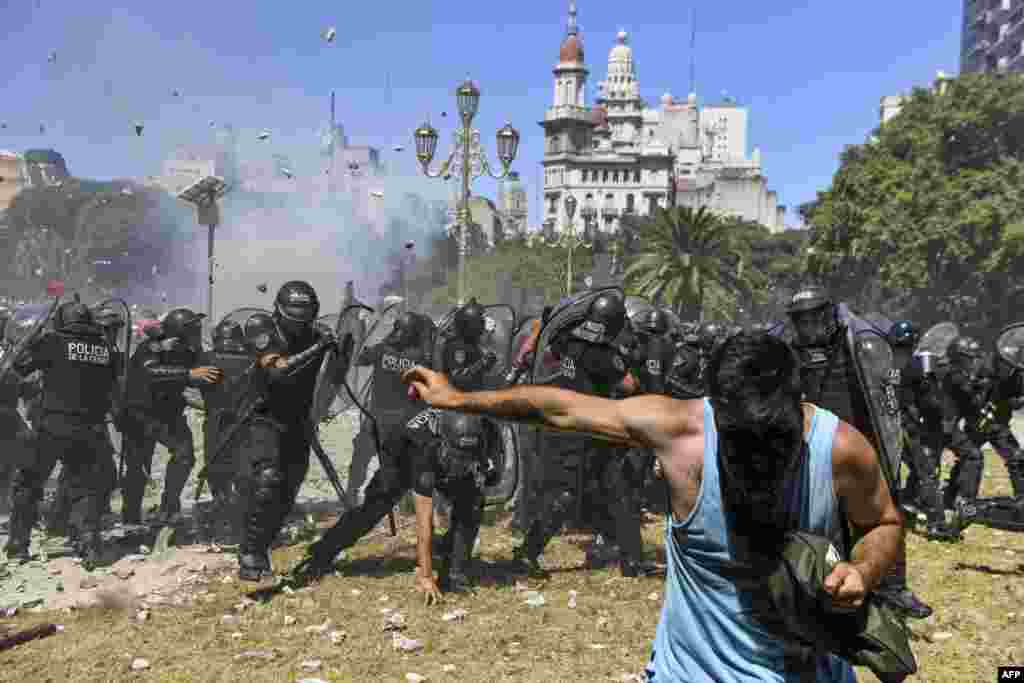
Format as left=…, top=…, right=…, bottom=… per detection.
left=979, top=348, right=1024, bottom=499
left=200, top=319, right=254, bottom=522
left=889, top=321, right=959, bottom=541
left=441, top=299, right=498, bottom=392
left=121, top=308, right=222, bottom=525
left=631, top=309, right=675, bottom=395
left=3, top=303, right=119, bottom=566
left=236, top=281, right=337, bottom=581
left=515, top=292, right=646, bottom=577
left=0, top=308, right=34, bottom=514
left=785, top=284, right=932, bottom=619
left=346, top=311, right=431, bottom=508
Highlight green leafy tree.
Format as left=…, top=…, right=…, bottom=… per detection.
left=801, top=73, right=1024, bottom=332
left=623, top=206, right=755, bottom=321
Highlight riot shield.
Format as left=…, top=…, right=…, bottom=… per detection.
left=915, top=322, right=960, bottom=359
left=530, top=286, right=624, bottom=385
left=862, top=312, right=894, bottom=335
left=624, top=295, right=655, bottom=327
left=310, top=304, right=370, bottom=424
left=0, top=302, right=58, bottom=386
left=96, top=298, right=132, bottom=406
left=995, top=323, right=1024, bottom=370
left=484, top=420, right=519, bottom=506
left=435, top=303, right=517, bottom=388
left=849, top=325, right=903, bottom=488
left=345, top=301, right=404, bottom=410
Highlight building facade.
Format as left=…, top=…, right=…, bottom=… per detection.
left=541, top=3, right=787, bottom=236
left=961, top=0, right=1024, bottom=74
left=497, top=171, right=528, bottom=237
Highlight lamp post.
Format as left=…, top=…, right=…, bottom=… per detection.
left=402, top=240, right=415, bottom=311
left=414, top=78, right=521, bottom=305
left=559, top=193, right=591, bottom=297
left=178, top=176, right=229, bottom=335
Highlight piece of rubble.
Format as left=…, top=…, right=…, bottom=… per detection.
left=381, top=607, right=394, bottom=615
left=568, top=590, right=578, bottom=609
left=350, top=589, right=362, bottom=596
left=441, top=609, right=467, bottom=623
left=392, top=633, right=424, bottom=653
left=383, top=612, right=406, bottom=632
left=524, top=591, right=545, bottom=608
left=442, top=664, right=456, bottom=673
left=305, top=620, right=332, bottom=635
left=589, top=643, right=608, bottom=650
left=234, top=600, right=254, bottom=612
left=300, top=659, right=322, bottom=671
left=123, top=554, right=147, bottom=562
left=221, top=575, right=234, bottom=584
left=130, top=658, right=150, bottom=671
left=379, top=594, right=390, bottom=602
left=230, top=632, right=243, bottom=639
left=221, top=615, right=240, bottom=625
left=406, top=674, right=427, bottom=682
left=647, top=592, right=660, bottom=601
left=328, top=630, right=346, bottom=645
left=284, top=615, right=297, bottom=626
left=234, top=650, right=276, bottom=661
left=136, top=610, right=149, bottom=622
left=298, top=679, right=329, bottom=683
left=930, top=631, right=954, bottom=642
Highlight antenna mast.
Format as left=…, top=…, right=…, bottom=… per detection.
left=689, top=8, right=697, bottom=95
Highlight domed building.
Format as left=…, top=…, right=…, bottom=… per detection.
left=541, top=3, right=787, bottom=237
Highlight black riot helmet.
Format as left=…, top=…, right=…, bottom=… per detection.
left=0, top=305, right=10, bottom=339
left=888, top=320, right=918, bottom=348
left=389, top=312, right=422, bottom=350
left=950, top=335, right=985, bottom=378
left=580, top=292, right=626, bottom=342
left=93, top=305, right=125, bottom=330
left=787, top=284, right=838, bottom=347
left=162, top=308, right=205, bottom=340
left=54, top=302, right=94, bottom=331
left=636, top=308, right=670, bottom=337
left=697, top=322, right=725, bottom=351
left=439, top=410, right=487, bottom=455
left=212, top=319, right=246, bottom=353
left=274, top=281, right=320, bottom=337
left=453, top=298, right=486, bottom=343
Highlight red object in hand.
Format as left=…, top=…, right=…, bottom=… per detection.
left=408, top=385, right=420, bottom=400
left=46, top=280, right=65, bottom=298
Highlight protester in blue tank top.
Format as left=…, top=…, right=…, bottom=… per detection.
left=402, top=332, right=904, bottom=683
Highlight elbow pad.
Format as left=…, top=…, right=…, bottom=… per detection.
left=266, top=337, right=333, bottom=383
left=146, top=363, right=190, bottom=385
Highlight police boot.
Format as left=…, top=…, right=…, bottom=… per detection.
left=4, top=498, right=36, bottom=563
left=1008, top=464, right=1024, bottom=500
left=951, top=495, right=980, bottom=534
left=512, top=522, right=550, bottom=578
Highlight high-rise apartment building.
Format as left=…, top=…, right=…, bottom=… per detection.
left=961, top=0, right=1024, bottom=74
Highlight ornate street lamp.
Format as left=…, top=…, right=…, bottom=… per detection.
left=413, top=78, right=520, bottom=304
left=560, top=193, right=590, bottom=296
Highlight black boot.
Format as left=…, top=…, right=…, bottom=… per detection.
left=238, top=551, right=272, bottom=581
left=4, top=488, right=39, bottom=562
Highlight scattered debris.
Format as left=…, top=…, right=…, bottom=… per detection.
left=298, top=679, right=329, bottom=683
left=221, top=575, right=234, bottom=584
left=379, top=594, right=390, bottom=602
left=322, top=27, right=337, bottom=43
left=383, top=612, right=406, bottom=632
left=328, top=630, right=346, bottom=645
left=234, top=599, right=254, bottom=612
left=234, top=650, right=276, bottom=661
left=568, top=590, right=578, bottom=609
left=930, top=631, right=954, bottom=642
left=136, top=610, right=149, bottom=622
left=350, top=589, right=362, bottom=596
left=130, top=658, right=150, bottom=671
left=300, top=659, right=322, bottom=671
left=305, top=620, right=332, bottom=635
left=230, top=632, right=243, bottom=639
left=442, top=664, right=456, bottom=673
left=406, top=674, right=427, bottom=683
left=524, top=591, right=545, bottom=608
left=257, top=129, right=271, bottom=141
left=647, top=592, right=660, bottom=601
left=589, top=644, right=607, bottom=650
left=370, top=190, right=384, bottom=198
left=134, top=123, right=144, bottom=137
left=441, top=609, right=467, bottom=623
left=284, top=615, right=297, bottom=626
left=221, top=615, right=240, bottom=625
left=392, top=634, right=424, bottom=653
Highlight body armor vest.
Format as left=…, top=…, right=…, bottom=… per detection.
left=40, top=330, right=116, bottom=420
left=370, top=344, right=427, bottom=416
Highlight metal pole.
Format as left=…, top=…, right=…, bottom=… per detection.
left=458, top=118, right=472, bottom=306
left=207, top=222, right=216, bottom=332
left=567, top=242, right=573, bottom=296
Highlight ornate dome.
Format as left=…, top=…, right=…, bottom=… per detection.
left=591, top=104, right=609, bottom=129
left=609, top=30, right=632, bottom=62
left=559, top=34, right=584, bottom=63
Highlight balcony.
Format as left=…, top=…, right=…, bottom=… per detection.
left=543, top=106, right=594, bottom=124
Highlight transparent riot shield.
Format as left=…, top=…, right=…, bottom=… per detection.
left=624, top=295, right=655, bottom=328
left=915, top=322, right=960, bottom=360
left=995, top=323, right=1024, bottom=371
left=529, top=286, right=623, bottom=385
left=310, top=304, right=371, bottom=424
left=96, top=298, right=132, bottom=406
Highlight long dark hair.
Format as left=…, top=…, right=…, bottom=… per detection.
left=706, top=332, right=805, bottom=555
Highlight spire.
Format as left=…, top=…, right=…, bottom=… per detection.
left=330, top=90, right=335, bottom=125
left=567, top=1, right=578, bottom=36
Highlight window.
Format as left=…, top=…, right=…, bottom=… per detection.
left=548, top=197, right=557, bottom=214
left=613, top=170, right=620, bottom=183
left=581, top=169, right=588, bottom=182
left=603, top=169, right=609, bottom=182
left=626, top=194, right=635, bottom=213
left=633, top=170, right=641, bottom=183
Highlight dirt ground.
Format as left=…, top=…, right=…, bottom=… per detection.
left=1, top=416, right=1024, bottom=682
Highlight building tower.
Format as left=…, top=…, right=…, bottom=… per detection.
left=500, top=171, right=528, bottom=237
left=595, top=30, right=644, bottom=153
left=540, top=1, right=594, bottom=234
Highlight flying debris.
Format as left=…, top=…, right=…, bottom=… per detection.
left=257, top=129, right=271, bottom=141
left=121, top=187, right=134, bottom=196
left=209, top=120, right=216, bottom=128
left=39, top=123, right=45, bottom=134
left=47, top=50, right=56, bottom=64
left=257, top=283, right=268, bottom=293
left=393, top=145, right=404, bottom=152
left=441, top=111, right=447, bottom=118
left=134, top=123, right=144, bottom=136
left=404, top=240, right=415, bottom=250
left=370, top=190, right=384, bottom=198
left=171, top=89, right=181, bottom=97
left=281, top=168, right=294, bottom=179
left=322, top=27, right=337, bottom=43
left=1, top=122, right=6, bottom=129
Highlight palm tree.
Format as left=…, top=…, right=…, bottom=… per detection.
left=623, top=206, right=754, bottom=321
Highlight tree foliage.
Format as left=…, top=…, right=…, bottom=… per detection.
left=801, top=73, right=1024, bottom=333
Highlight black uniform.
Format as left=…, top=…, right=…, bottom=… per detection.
left=300, top=408, right=494, bottom=584
left=199, top=345, right=254, bottom=511
left=0, top=369, right=34, bottom=513
left=976, top=360, right=1024, bottom=498
left=520, top=335, right=642, bottom=572
left=120, top=337, right=201, bottom=523
left=347, top=321, right=428, bottom=508
left=4, top=314, right=118, bottom=563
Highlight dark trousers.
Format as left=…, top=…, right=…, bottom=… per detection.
left=0, top=412, right=33, bottom=512
left=948, top=421, right=1024, bottom=502
left=945, top=427, right=986, bottom=507
left=902, top=421, right=946, bottom=525
left=120, top=409, right=195, bottom=522
left=240, top=418, right=311, bottom=558
left=434, top=475, right=485, bottom=578
left=5, top=415, right=112, bottom=554
left=347, top=411, right=405, bottom=508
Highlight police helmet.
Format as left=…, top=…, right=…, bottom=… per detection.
left=274, top=280, right=320, bottom=323
left=54, top=302, right=93, bottom=331
left=888, top=320, right=918, bottom=347
left=439, top=410, right=487, bottom=454
left=586, top=292, right=627, bottom=340
left=636, top=308, right=670, bottom=337
left=697, top=322, right=725, bottom=351
left=93, top=305, right=125, bottom=329
left=950, top=336, right=983, bottom=360
left=453, top=298, right=486, bottom=342
left=212, top=319, right=246, bottom=353
left=390, top=312, right=422, bottom=347
left=162, top=308, right=206, bottom=340
left=787, top=284, right=833, bottom=315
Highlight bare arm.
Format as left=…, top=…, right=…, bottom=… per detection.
left=831, top=421, right=903, bottom=592
left=414, top=493, right=434, bottom=581
left=402, top=365, right=688, bottom=451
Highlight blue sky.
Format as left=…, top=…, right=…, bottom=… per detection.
left=0, top=0, right=964, bottom=229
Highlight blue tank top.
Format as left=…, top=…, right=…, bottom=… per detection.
left=646, top=399, right=857, bottom=683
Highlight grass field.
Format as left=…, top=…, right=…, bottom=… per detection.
left=2, top=415, right=1023, bottom=682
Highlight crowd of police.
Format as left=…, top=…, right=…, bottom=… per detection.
left=1, top=279, right=1022, bottom=621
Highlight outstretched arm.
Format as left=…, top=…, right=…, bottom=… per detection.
left=402, top=365, right=685, bottom=450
